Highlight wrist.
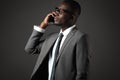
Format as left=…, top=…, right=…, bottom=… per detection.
left=40, top=22, right=48, bottom=29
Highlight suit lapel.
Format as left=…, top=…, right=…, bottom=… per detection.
left=39, top=33, right=58, bottom=63
left=56, top=27, right=77, bottom=64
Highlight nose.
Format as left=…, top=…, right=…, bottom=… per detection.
left=53, top=11, right=59, bottom=17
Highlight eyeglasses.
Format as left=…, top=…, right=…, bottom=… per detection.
left=54, top=7, right=73, bottom=15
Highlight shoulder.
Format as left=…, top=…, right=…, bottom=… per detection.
left=74, top=29, right=88, bottom=46
left=75, top=28, right=88, bottom=39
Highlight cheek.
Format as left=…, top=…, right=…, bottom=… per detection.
left=55, top=14, right=71, bottom=25
left=55, top=15, right=64, bottom=23
left=58, top=15, right=70, bottom=23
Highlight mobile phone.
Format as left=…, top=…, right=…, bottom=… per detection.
left=48, top=15, right=54, bottom=23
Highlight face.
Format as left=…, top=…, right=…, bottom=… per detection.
left=54, top=2, right=73, bottom=27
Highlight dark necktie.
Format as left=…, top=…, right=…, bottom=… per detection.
left=50, top=33, right=64, bottom=80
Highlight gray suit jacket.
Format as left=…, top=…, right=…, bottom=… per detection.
left=25, top=27, right=89, bottom=80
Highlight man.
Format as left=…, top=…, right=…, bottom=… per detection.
left=25, top=0, right=89, bottom=80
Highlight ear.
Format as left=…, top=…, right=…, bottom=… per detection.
left=71, top=15, right=76, bottom=22
left=72, top=15, right=76, bottom=20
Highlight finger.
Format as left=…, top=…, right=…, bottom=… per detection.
left=52, top=11, right=59, bottom=17
left=47, top=13, right=54, bottom=18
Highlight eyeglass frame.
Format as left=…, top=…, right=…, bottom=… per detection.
left=54, top=7, right=73, bottom=15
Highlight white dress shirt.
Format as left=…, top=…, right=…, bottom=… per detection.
left=33, top=25, right=76, bottom=80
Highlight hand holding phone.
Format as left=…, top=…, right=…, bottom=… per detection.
left=48, top=15, right=54, bottom=23
left=40, top=12, right=57, bottom=29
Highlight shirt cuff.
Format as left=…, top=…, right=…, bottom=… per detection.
left=33, top=25, right=45, bottom=33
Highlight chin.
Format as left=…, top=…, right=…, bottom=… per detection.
left=54, top=21, right=63, bottom=26
left=54, top=22, right=60, bottom=25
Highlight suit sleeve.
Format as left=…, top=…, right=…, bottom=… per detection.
left=76, top=34, right=89, bottom=80
left=24, top=30, right=44, bottom=54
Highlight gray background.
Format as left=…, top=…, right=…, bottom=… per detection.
left=0, top=0, right=120, bottom=80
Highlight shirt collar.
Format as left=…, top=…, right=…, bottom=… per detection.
left=59, top=25, right=76, bottom=36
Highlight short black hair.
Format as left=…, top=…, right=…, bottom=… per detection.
left=63, top=0, right=81, bottom=15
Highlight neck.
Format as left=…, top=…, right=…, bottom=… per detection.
left=61, top=24, right=73, bottom=32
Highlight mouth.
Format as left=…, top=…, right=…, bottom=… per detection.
left=54, top=17, right=60, bottom=24
left=54, top=18, right=58, bottom=22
